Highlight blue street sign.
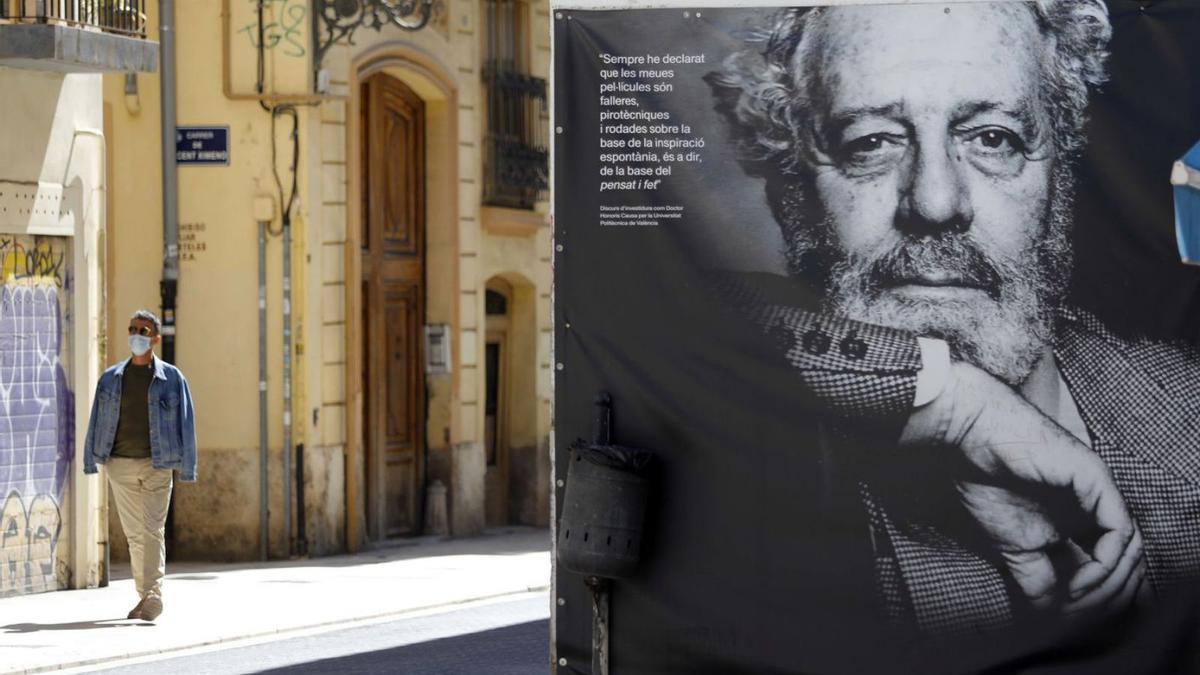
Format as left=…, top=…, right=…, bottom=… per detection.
left=175, top=126, right=230, bottom=166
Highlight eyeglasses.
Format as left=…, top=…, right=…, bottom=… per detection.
left=128, top=325, right=155, bottom=337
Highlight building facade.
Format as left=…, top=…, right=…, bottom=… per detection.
left=0, top=2, right=157, bottom=596
left=103, top=0, right=552, bottom=561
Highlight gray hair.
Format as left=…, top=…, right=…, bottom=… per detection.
left=707, top=0, right=1112, bottom=177
left=130, top=309, right=162, bottom=335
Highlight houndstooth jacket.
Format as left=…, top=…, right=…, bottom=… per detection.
left=719, top=274, right=1200, bottom=634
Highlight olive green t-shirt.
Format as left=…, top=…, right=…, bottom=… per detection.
left=112, top=362, right=153, bottom=458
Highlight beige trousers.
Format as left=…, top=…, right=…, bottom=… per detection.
left=107, top=457, right=173, bottom=601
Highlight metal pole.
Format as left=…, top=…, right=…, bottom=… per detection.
left=282, top=203, right=293, bottom=557
left=259, top=220, right=269, bottom=561
left=586, top=576, right=611, bottom=675
left=159, top=0, right=179, bottom=362
left=587, top=397, right=612, bottom=675
left=158, top=0, right=180, bottom=556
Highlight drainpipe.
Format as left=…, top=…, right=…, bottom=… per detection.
left=280, top=109, right=298, bottom=558
left=283, top=203, right=293, bottom=556
left=159, top=0, right=179, bottom=361
left=258, top=216, right=269, bottom=561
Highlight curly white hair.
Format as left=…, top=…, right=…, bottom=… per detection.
left=707, top=1, right=1112, bottom=177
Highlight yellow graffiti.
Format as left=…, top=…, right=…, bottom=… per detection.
left=0, top=492, right=61, bottom=596
left=0, top=237, right=66, bottom=288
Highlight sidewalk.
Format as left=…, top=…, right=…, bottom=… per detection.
left=0, top=528, right=551, bottom=674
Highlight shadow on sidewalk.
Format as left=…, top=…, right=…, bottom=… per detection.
left=2, top=618, right=155, bottom=634
left=250, top=620, right=549, bottom=675
left=126, top=527, right=552, bottom=578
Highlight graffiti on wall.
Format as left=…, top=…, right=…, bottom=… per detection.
left=0, top=491, right=60, bottom=595
left=238, top=0, right=308, bottom=58
left=0, top=235, right=72, bottom=597
left=0, top=237, right=67, bottom=288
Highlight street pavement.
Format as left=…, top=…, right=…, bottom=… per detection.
left=75, top=593, right=549, bottom=674
left=0, top=528, right=550, bottom=674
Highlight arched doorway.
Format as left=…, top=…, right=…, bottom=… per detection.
left=483, top=274, right=538, bottom=526
left=484, top=278, right=511, bottom=526
left=360, top=72, right=426, bottom=539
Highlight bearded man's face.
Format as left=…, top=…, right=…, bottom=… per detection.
left=776, top=4, right=1074, bottom=385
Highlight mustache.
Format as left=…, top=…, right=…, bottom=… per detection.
left=860, top=236, right=1006, bottom=300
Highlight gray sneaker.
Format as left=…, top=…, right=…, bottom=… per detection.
left=140, top=596, right=163, bottom=622
left=127, top=598, right=146, bottom=620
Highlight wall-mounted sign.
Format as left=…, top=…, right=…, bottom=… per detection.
left=424, top=324, right=451, bottom=375
left=175, top=126, right=230, bottom=166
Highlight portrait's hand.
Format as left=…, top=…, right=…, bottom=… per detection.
left=901, top=361, right=1144, bottom=613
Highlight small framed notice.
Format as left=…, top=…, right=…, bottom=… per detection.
left=424, top=324, right=451, bottom=375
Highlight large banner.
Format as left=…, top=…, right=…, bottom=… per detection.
left=553, top=1, right=1200, bottom=672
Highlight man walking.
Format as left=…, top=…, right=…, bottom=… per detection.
left=84, top=310, right=197, bottom=621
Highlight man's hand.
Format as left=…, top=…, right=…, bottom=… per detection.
left=901, top=361, right=1145, bottom=613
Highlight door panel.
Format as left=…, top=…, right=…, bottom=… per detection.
left=385, top=453, right=417, bottom=536
left=377, top=84, right=424, bottom=255
left=383, top=282, right=421, bottom=535
left=362, top=73, right=426, bottom=539
left=384, top=293, right=411, bottom=443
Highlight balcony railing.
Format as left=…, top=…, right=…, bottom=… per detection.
left=482, top=61, right=549, bottom=211
left=1, top=0, right=148, bottom=38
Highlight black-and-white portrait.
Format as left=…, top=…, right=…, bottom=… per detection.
left=553, top=1, right=1200, bottom=669
left=704, top=0, right=1200, bottom=632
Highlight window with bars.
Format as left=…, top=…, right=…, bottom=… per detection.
left=481, top=0, right=548, bottom=210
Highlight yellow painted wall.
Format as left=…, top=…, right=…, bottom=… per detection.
left=104, top=0, right=552, bottom=557
left=104, top=0, right=320, bottom=559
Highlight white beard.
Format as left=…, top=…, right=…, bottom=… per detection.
left=829, top=254, right=1052, bottom=386
left=778, top=168, right=1074, bottom=386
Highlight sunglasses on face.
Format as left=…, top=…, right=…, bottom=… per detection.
left=128, top=325, right=155, bottom=337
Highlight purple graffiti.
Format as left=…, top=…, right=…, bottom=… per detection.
left=0, top=241, right=73, bottom=596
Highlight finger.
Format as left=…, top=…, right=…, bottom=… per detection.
left=1065, top=527, right=1129, bottom=596
left=983, top=420, right=1133, bottom=553
left=1114, top=558, right=1149, bottom=609
left=1065, top=528, right=1143, bottom=612
left=1070, top=460, right=1132, bottom=536
left=1078, top=556, right=1148, bottom=616
left=1060, top=465, right=1134, bottom=595
left=1003, top=550, right=1058, bottom=609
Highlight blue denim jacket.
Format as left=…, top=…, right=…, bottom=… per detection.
left=83, top=356, right=198, bottom=482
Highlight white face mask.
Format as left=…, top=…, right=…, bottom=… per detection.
left=129, top=335, right=152, bottom=356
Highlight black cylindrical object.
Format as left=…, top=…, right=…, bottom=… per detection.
left=160, top=279, right=176, bottom=364
left=295, top=443, right=308, bottom=557
left=557, top=395, right=652, bottom=579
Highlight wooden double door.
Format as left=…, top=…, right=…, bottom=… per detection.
left=360, top=73, right=425, bottom=539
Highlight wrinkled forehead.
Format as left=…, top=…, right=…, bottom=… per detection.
left=800, top=3, right=1047, bottom=119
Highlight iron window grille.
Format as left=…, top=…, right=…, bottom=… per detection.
left=0, top=0, right=148, bottom=38
left=481, top=0, right=547, bottom=211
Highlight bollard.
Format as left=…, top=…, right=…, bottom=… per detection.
left=424, top=479, right=449, bottom=536
left=556, top=393, right=653, bottom=675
